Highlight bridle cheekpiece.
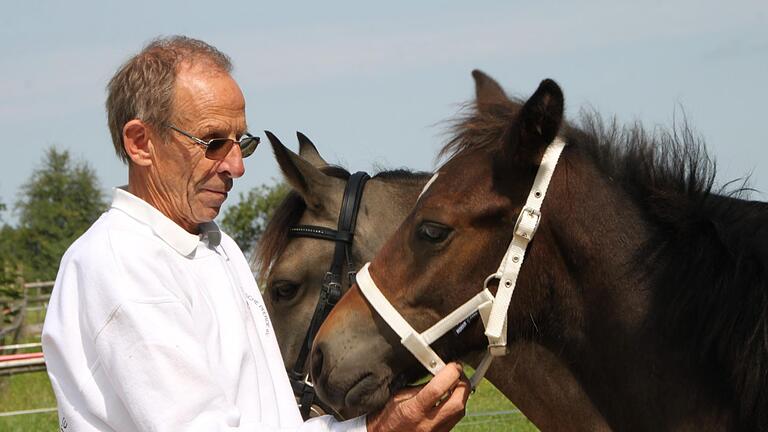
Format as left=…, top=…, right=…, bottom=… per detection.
left=286, top=171, right=370, bottom=418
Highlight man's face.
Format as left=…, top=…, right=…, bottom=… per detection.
left=149, top=64, right=247, bottom=232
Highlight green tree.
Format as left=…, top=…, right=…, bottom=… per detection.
left=14, top=147, right=107, bottom=281
left=0, top=224, right=20, bottom=285
left=1, top=198, right=23, bottom=305
left=220, top=182, right=289, bottom=251
left=0, top=200, right=23, bottom=331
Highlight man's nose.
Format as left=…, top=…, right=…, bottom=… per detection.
left=218, top=144, right=245, bottom=178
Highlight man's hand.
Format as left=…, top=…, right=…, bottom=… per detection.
left=366, top=362, right=470, bottom=432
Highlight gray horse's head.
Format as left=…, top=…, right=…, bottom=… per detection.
left=251, top=132, right=429, bottom=393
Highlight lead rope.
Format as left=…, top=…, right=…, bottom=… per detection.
left=356, top=138, right=566, bottom=388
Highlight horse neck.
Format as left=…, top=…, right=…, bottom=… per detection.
left=535, top=150, right=733, bottom=430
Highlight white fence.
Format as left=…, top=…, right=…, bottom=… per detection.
left=0, top=281, right=53, bottom=376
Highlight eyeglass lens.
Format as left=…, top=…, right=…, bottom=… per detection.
left=205, top=136, right=259, bottom=160
left=206, top=139, right=235, bottom=160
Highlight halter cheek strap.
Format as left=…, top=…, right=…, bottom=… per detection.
left=484, top=137, right=566, bottom=339
left=356, top=137, right=566, bottom=388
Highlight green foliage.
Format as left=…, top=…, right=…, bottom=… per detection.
left=220, top=182, right=290, bottom=251
left=0, top=260, right=22, bottom=299
left=0, top=233, right=23, bottom=329
left=12, top=147, right=107, bottom=281
left=0, top=274, right=22, bottom=328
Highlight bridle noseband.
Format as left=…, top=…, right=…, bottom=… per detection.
left=356, top=138, right=566, bottom=389
left=286, top=171, right=369, bottom=419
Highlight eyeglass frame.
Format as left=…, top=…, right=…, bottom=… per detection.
left=165, top=123, right=260, bottom=160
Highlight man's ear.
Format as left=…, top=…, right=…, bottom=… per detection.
left=123, top=119, right=153, bottom=167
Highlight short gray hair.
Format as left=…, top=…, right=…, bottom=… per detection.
left=106, top=35, right=233, bottom=163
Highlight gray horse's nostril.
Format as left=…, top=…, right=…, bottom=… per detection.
left=310, top=344, right=325, bottom=382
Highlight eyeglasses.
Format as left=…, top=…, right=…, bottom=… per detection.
left=166, top=124, right=260, bottom=160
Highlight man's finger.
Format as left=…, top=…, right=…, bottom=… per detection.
left=392, top=384, right=423, bottom=403
left=446, top=374, right=471, bottom=408
left=411, top=362, right=463, bottom=409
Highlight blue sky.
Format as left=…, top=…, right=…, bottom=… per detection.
left=1, top=1, right=766, bottom=224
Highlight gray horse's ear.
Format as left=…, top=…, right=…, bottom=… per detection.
left=473, top=69, right=509, bottom=109
left=296, top=132, right=329, bottom=168
left=266, top=130, right=342, bottom=211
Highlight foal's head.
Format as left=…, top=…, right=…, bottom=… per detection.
left=311, top=71, right=577, bottom=413
left=254, top=133, right=428, bottom=369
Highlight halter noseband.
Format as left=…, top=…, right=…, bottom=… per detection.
left=356, top=138, right=566, bottom=388
left=286, top=171, right=370, bottom=419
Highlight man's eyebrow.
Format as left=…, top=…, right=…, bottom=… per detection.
left=198, top=124, right=239, bottom=138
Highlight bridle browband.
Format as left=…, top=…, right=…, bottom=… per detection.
left=356, top=138, right=566, bottom=389
left=286, top=171, right=370, bottom=419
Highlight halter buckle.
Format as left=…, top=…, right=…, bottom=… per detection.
left=514, top=206, right=541, bottom=240
left=322, top=272, right=342, bottom=292
left=489, top=343, right=508, bottom=357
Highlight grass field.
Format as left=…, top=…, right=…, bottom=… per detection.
left=456, top=378, right=539, bottom=431
left=0, top=371, right=58, bottom=431
left=0, top=370, right=538, bottom=431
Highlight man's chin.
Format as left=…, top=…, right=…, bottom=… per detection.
left=193, top=206, right=221, bottom=226
left=205, top=207, right=221, bottom=220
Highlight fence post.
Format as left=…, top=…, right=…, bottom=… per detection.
left=11, top=274, right=27, bottom=352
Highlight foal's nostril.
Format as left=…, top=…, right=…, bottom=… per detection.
left=310, top=344, right=325, bottom=382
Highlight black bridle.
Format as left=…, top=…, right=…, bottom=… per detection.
left=286, top=171, right=370, bottom=419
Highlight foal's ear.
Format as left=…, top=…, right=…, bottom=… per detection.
left=296, top=131, right=330, bottom=168
left=473, top=69, right=509, bottom=109
left=266, top=130, right=341, bottom=211
left=517, top=79, right=564, bottom=151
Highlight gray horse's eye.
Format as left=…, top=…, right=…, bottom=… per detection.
left=270, top=281, right=300, bottom=302
left=417, top=221, right=452, bottom=243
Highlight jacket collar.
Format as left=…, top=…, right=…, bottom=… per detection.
left=111, top=187, right=221, bottom=256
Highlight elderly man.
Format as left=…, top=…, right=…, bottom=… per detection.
left=41, top=36, right=469, bottom=431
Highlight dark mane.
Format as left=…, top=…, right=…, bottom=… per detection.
left=253, top=166, right=430, bottom=280
left=570, top=114, right=767, bottom=429
left=441, top=96, right=768, bottom=429
left=372, top=168, right=431, bottom=183
left=439, top=99, right=523, bottom=161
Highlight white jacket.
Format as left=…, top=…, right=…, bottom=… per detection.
left=42, top=188, right=366, bottom=432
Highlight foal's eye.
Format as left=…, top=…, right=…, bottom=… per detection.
left=270, top=281, right=300, bottom=302
left=417, top=221, right=452, bottom=243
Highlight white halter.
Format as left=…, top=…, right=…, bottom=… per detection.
left=356, top=137, right=566, bottom=388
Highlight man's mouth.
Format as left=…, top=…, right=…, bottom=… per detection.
left=199, top=189, right=229, bottom=207
left=202, top=187, right=230, bottom=196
